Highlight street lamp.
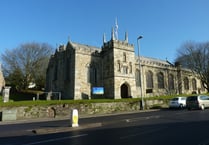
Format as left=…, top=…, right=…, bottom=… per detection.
left=137, top=35, right=144, bottom=110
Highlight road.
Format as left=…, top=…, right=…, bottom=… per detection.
left=1, top=109, right=209, bottom=145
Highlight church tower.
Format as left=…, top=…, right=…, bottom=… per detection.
left=101, top=22, right=137, bottom=99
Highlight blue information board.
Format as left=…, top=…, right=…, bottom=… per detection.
left=92, top=87, right=104, bottom=95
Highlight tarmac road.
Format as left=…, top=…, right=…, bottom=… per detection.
left=1, top=109, right=209, bottom=145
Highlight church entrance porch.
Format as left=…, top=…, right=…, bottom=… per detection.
left=120, top=83, right=131, bottom=98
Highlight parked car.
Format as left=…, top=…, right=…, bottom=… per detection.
left=186, top=95, right=209, bottom=110
left=169, top=97, right=187, bottom=109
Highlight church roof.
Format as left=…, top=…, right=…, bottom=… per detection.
left=139, top=56, right=174, bottom=67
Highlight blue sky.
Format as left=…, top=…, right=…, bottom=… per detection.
left=0, top=0, right=209, bottom=63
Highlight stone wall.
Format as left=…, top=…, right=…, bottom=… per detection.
left=0, top=100, right=166, bottom=121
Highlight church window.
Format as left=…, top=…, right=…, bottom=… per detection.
left=91, top=67, right=97, bottom=84
left=122, top=66, right=128, bottom=74
left=192, top=78, right=197, bottom=90
left=184, top=77, right=189, bottom=90
left=123, top=52, right=126, bottom=62
left=157, top=72, right=164, bottom=89
left=117, top=60, right=121, bottom=72
left=135, top=69, right=141, bottom=86
left=54, top=64, right=58, bottom=80
left=146, top=70, right=153, bottom=88
left=87, top=64, right=97, bottom=84
left=65, top=58, right=70, bottom=80
left=129, top=62, right=132, bottom=73
left=87, top=65, right=90, bottom=83
left=168, top=74, right=174, bottom=90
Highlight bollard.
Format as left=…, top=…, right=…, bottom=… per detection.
left=71, top=109, right=79, bottom=127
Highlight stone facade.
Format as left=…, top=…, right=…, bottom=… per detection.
left=46, top=30, right=206, bottom=100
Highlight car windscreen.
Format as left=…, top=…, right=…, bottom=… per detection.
left=187, top=96, right=197, bottom=101
left=171, top=98, right=178, bottom=101
left=199, top=96, right=209, bottom=100
left=181, top=97, right=186, bottom=100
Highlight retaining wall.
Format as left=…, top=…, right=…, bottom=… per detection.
left=0, top=100, right=167, bottom=121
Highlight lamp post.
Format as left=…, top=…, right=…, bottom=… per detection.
left=137, top=36, right=144, bottom=110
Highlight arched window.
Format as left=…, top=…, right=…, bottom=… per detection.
left=87, top=64, right=90, bottom=83
left=192, top=78, right=197, bottom=90
left=123, top=52, right=126, bottom=62
left=184, top=77, right=189, bottom=90
left=65, top=58, right=70, bottom=80
left=54, top=64, right=58, bottom=80
left=117, top=60, right=121, bottom=72
left=135, top=69, right=140, bottom=86
left=146, top=70, right=153, bottom=88
left=129, top=62, right=132, bottom=73
left=87, top=64, right=97, bottom=84
left=122, top=66, right=128, bottom=74
left=157, top=72, right=164, bottom=89
left=90, top=67, right=97, bottom=84
left=168, top=74, right=174, bottom=90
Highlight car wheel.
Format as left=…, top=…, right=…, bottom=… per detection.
left=200, top=104, right=205, bottom=110
left=179, top=104, right=183, bottom=109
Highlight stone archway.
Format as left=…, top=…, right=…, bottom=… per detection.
left=121, top=83, right=129, bottom=98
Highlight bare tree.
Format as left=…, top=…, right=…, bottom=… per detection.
left=1, top=42, right=54, bottom=91
left=175, top=41, right=209, bottom=92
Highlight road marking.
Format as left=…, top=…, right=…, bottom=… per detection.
left=125, top=115, right=160, bottom=122
left=120, top=127, right=166, bottom=140
left=175, top=111, right=194, bottom=115
left=22, top=134, right=88, bottom=145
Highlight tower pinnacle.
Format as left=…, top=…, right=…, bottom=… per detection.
left=103, top=33, right=106, bottom=43
left=125, top=32, right=128, bottom=43
left=115, top=18, right=118, bottom=40
left=111, top=27, right=115, bottom=40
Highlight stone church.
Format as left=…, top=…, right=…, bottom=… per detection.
left=46, top=28, right=205, bottom=100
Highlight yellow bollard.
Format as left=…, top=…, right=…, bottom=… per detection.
left=71, top=109, right=79, bottom=127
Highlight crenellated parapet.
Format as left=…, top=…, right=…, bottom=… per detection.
left=55, top=42, right=102, bottom=56
left=102, top=39, right=134, bottom=52
left=71, top=42, right=101, bottom=56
